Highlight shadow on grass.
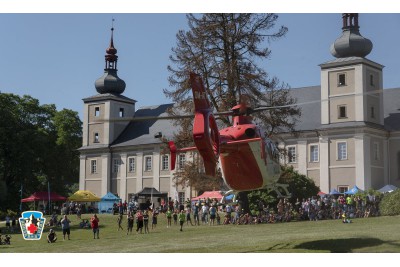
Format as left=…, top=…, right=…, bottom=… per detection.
left=243, top=238, right=400, bottom=253
left=294, top=238, right=386, bottom=252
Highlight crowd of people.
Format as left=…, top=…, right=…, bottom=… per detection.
left=167, top=193, right=382, bottom=226
left=1, top=192, right=383, bottom=244
left=51, top=193, right=383, bottom=235
left=59, top=202, right=96, bottom=217
left=216, top=193, right=382, bottom=225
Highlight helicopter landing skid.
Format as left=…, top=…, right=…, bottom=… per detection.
left=220, top=184, right=292, bottom=204
left=220, top=190, right=236, bottom=204
left=268, top=183, right=292, bottom=198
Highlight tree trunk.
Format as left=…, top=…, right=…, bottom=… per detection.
left=237, top=191, right=250, bottom=214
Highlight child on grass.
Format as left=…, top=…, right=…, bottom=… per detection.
left=178, top=210, right=185, bottom=231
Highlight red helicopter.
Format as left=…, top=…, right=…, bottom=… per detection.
left=167, top=72, right=291, bottom=199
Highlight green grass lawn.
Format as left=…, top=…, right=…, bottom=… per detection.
left=1, top=213, right=400, bottom=253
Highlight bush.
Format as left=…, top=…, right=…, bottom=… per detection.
left=247, top=166, right=320, bottom=212
left=0, top=210, right=18, bottom=220
left=379, top=189, right=400, bottom=216
left=7, top=209, right=18, bottom=217
left=0, top=210, right=5, bottom=220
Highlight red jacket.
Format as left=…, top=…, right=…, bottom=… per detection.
left=91, top=217, right=99, bottom=229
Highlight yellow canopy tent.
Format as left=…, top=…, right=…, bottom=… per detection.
left=68, top=190, right=101, bottom=202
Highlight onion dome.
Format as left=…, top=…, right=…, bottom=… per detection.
left=95, top=27, right=126, bottom=95
left=330, top=13, right=373, bottom=58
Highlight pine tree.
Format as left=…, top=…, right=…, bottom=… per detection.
left=165, top=14, right=300, bottom=202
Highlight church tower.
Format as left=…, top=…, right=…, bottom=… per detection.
left=318, top=14, right=386, bottom=192
left=82, top=26, right=136, bottom=147
left=79, top=26, right=136, bottom=196
left=320, top=13, right=384, bottom=126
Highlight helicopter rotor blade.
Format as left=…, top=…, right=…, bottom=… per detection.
left=105, top=88, right=385, bottom=122
left=106, top=114, right=195, bottom=122
left=252, top=88, right=385, bottom=113
left=254, top=99, right=322, bottom=112
left=220, top=87, right=384, bottom=115
left=214, top=110, right=234, bottom=116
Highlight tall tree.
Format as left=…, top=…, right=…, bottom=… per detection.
left=51, top=109, right=82, bottom=187
left=164, top=14, right=301, bottom=196
left=0, top=94, right=55, bottom=208
left=0, top=93, right=82, bottom=211
left=165, top=13, right=300, bottom=130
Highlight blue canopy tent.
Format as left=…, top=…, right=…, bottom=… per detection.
left=98, top=192, right=121, bottom=214
left=329, top=189, right=341, bottom=195
left=344, top=185, right=363, bottom=195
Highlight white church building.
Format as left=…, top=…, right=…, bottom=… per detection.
left=78, top=14, right=400, bottom=202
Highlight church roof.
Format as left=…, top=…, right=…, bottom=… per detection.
left=383, top=87, right=400, bottom=131
left=111, top=103, right=178, bottom=148
left=287, top=85, right=321, bottom=132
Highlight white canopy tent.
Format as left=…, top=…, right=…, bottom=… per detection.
left=378, top=184, right=398, bottom=193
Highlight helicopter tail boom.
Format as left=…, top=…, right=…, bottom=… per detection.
left=190, top=72, right=220, bottom=177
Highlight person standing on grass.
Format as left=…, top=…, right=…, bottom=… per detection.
left=143, top=210, right=150, bottom=234
left=178, top=210, right=186, bottom=231
left=193, top=203, right=200, bottom=226
left=152, top=209, right=158, bottom=229
left=60, top=215, right=71, bottom=240
left=136, top=210, right=144, bottom=234
left=186, top=207, right=194, bottom=226
left=173, top=209, right=178, bottom=225
left=216, top=211, right=221, bottom=225
left=118, top=200, right=124, bottom=215
left=91, top=214, right=100, bottom=239
left=201, top=204, right=209, bottom=224
left=76, top=204, right=81, bottom=219
left=117, top=213, right=124, bottom=231
left=127, top=212, right=134, bottom=235
left=165, top=208, right=172, bottom=228
left=209, top=205, right=217, bottom=226
left=5, top=215, right=11, bottom=232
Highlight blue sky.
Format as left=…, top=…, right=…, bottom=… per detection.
left=1, top=2, right=399, bottom=120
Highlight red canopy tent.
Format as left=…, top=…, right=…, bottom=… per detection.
left=191, top=191, right=223, bottom=201
left=21, top=191, right=66, bottom=202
